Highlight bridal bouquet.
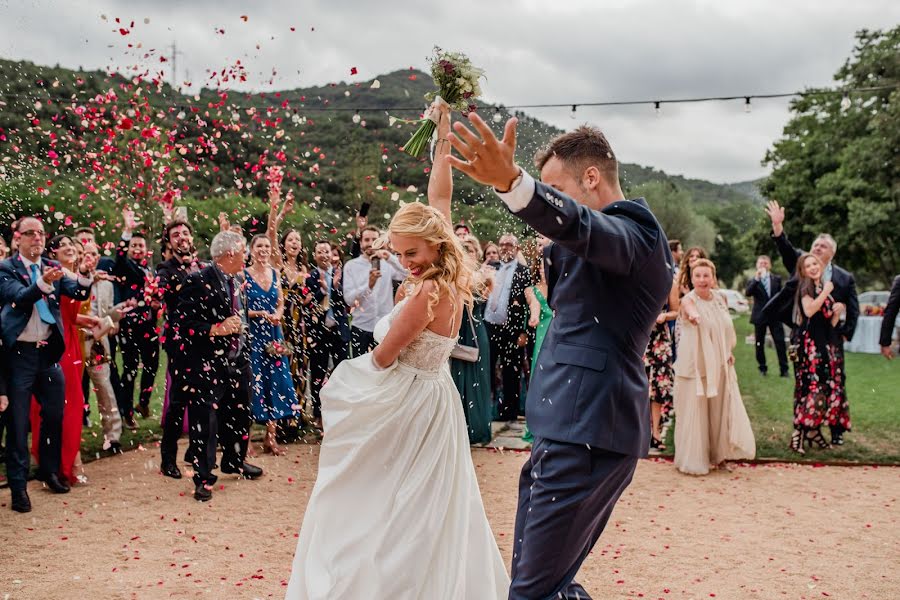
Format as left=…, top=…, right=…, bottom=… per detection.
left=266, top=339, right=294, bottom=357
left=402, top=47, right=485, bottom=157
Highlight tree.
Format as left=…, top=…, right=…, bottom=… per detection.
left=633, top=180, right=717, bottom=254
left=761, top=26, right=899, bottom=285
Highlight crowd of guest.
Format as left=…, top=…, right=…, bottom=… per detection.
left=0, top=180, right=890, bottom=509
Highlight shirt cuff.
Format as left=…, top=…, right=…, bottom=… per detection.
left=77, top=275, right=93, bottom=287
left=36, top=277, right=54, bottom=294
left=121, top=231, right=133, bottom=242
left=494, top=169, right=535, bottom=213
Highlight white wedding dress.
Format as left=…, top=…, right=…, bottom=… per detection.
left=286, top=298, right=510, bottom=599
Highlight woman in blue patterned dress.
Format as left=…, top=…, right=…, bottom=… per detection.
left=245, top=234, right=299, bottom=455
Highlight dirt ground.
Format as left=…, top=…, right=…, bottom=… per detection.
left=1, top=442, right=898, bottom=600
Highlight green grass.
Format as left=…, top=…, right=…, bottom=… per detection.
left=663, top=315, right=900, bottom=464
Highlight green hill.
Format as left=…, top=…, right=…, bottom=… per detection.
left=0, top=57, right=759, bottom=270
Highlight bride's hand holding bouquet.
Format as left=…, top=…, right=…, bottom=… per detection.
left=403, top=47, right=485, bottom=158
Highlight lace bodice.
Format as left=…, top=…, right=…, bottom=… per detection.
left=373, top=299, right=459, bottom=373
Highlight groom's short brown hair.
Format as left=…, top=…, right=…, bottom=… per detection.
left=534, top=126, right=618, bottom=184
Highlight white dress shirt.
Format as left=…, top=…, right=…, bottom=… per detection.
left=343, top=253, right=406, bottom=333
left=494, top=169, right=537, bottom=212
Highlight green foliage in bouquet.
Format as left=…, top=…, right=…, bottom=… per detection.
left=402, top=47, right=485, bottom=157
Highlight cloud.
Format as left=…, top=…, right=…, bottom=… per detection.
left=0, top=0, right=896, bottom=182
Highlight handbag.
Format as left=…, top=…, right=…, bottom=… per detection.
left=450, top=307, right=480, bottom=363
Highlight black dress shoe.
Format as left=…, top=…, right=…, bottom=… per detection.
left=221, top=462, right=263, bottom=480
left=160, top=463, right=182, bottom=479
left=37, top=473, right=71, bottom=494
left=109, top=441, right=123, bottom=454
left=780, top=371, right=790, bottom=378
left=194, top=484, right=212, bottom=502
left=11, top=490, right=32, bottom=513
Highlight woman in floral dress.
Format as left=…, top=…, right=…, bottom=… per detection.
left=789, top=253, right=848, bottom=453
left=643, top=283, right=679, bottom=451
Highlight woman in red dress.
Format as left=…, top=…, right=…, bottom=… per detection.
left=30, top=236, right=100, bottom=484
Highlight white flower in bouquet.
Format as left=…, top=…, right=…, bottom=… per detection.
left=402, top=47, right=486, bottom=157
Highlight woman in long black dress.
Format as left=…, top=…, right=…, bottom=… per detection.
left=789, top=253, right=848, bottom=453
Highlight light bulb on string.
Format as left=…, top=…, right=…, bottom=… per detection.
left=654, top=101, right=661, bottom=117
left=840, top=93, right=852, bottom=112
left=744, top=97, right=752, bottom=113
left=570, top=104, right=577, bottom=119
left=352, top=110, right=361, bottom=124
left=492, top=107, right=503, bottom=124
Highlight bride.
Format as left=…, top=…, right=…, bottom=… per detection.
left=286, top=102, right=509, bottom=599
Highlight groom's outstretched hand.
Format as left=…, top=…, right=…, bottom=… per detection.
left=447, top=114, right=521, bottom=192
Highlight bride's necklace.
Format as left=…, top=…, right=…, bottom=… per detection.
left=696, top=289, right=714, bottom=301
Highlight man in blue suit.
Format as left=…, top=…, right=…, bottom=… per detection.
left=449, top=116, right=672, bottom=599
left=0, top=217, right=92, bottom=512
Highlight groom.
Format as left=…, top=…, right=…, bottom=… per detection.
left=448, top=116, right=672, bottom=599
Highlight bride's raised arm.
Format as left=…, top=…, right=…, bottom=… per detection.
left=427, top=101, right=453, bottom=224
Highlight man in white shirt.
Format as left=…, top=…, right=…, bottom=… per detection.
left=342, top=226, right=406, bottom=357
left=0, top=217, right=93, bottom=512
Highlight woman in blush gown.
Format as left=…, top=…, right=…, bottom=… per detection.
left=673, top=259, right=755, bottom=475
left=286, top=101, right=509, bottom=599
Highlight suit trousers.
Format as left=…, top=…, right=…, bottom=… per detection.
left=754, top=322, right=789, bottom=375
left=509, top=437, right=639, bottom=600
left=349, top=326, right=375, bottom=359
left=487, top=323, right=524, bottom=422
left=5, top=343, right=66, bottom=492
left=181, top=364, right=252, bottom=486
left=117, top=317, right=160, bottom=415
left=308, top=325, right=347, bottom=418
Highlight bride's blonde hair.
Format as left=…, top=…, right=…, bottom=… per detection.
left=383, top=202, right=474, bottom=321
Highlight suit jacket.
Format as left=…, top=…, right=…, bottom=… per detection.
left=745, top=273, right=783, bottom=325
left=305, top=265, right=350, bottom=342
left=0, top=254, right=91, bottom=363
left=157, top=256, right=208, bottom=354
left=112, top=236, right=156, bottom=324
left=880, top=275, right=900, bottom=348
left=170, top=265, right=249, bottom=393
left=509, top=182, right=672, bottom=457
left=0, top=314, right=7, bottom=397
left=771, top=232, right=860, bottom=340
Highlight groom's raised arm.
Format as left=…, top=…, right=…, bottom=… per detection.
left=497, top=170, right=642, bottom=276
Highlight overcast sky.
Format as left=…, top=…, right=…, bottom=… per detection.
left=0, top=0, right=896, bottom=183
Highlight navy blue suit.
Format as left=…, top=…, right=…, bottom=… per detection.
left=880, top=275, right=900, bottom=349
left=0, top=254, right=91, bottom=492
left=745, top=274, right=789, bottom=375
left=304, top=265, right=349, bottom=418
left=503, top=177, right=672, bottom=599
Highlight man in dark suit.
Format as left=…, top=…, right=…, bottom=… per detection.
left=305, top=239, right=349, bottom=425
left=448, top=118, right=672, bottom=599
left=745, top=255, right=789, bottom=377
left=157, top=220, right=207, bottom=477
left=483, top=233, right=532, bottom=422
left=0, top=217, right=93, bottom=512
left=169, top=230, right=262, bottom=501
left=764, top=200, right=859, bottom=445
left=112, top=220, right=161, bottom=424
left=765, top=201, right=860, bottom=342
left=880, top=275, right=900, bottom=360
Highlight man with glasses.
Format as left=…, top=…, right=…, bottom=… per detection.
left=484, top=233, right=533, bottom=423
left=0, top=218, right=92, bottom=512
